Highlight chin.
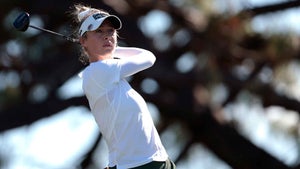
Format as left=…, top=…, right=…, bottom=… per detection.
left=100, top=49, right=114, bottom=56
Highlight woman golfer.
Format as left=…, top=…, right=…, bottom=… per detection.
left=69, top=4, right=176, bottom=169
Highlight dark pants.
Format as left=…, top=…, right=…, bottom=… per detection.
left=106, top=159, right=176, bottom=169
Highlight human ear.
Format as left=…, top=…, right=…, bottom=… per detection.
left=79, top=36, right=87, bottom=47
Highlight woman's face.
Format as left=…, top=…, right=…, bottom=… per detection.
left=80, top=20, right=117, bottom=61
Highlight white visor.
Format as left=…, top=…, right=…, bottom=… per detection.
left=79, top=13, right=122, bottom=36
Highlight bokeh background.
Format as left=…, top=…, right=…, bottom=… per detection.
left=1, top=0, right=300, bottom=169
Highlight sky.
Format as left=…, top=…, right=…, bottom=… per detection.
left=1, top=0, right=300, bottom=169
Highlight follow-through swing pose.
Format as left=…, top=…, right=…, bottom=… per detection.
left=69, top=4, right=176, bottom=169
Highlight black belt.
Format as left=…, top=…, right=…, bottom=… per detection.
left=104, top=166, right=116, bottom=169
left=105, top=167, right=116, bottom=169
left=105, top=160, right=166, bottom=169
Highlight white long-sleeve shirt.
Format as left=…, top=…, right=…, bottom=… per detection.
left=81, top=47, right=168, bottom=169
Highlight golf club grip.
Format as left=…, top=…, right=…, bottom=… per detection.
left=29, top=25, right=78, bottom=43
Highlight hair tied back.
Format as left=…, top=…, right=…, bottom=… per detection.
left=78, top=9, right=91, bottom=21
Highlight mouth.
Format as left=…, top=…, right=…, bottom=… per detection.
left=103, top=41, right=113, bottom=48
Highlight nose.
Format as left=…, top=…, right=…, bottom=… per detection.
left=103, top=30, right=114, bottom=39
left=104, top=36, right=112, bottom=41
left=104, top=34, right=111, bottom=40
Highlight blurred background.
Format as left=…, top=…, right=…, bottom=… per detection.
left=1, top=0, right=300, bottom=169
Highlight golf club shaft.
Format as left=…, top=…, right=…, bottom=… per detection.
left=29, top=25, right=78, bottom=43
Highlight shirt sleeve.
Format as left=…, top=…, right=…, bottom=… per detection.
left=117, top=49, right=156, bottom=78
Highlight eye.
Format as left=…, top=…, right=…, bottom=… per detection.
left=106, top=29, right=115, bottom=35
left=96, top=29, right=103, bottom=33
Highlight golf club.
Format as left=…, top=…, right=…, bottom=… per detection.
left=13, top=12, right=78, bottom=43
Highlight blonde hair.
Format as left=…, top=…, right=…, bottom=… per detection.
left=68, top=4, right=111, bottom=65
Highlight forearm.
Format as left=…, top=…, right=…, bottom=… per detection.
left=115, top=47, right=156, bottom=77
left=115, top=47, right=154, bottom=59
left=114, top=46, right=139, bottom=57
